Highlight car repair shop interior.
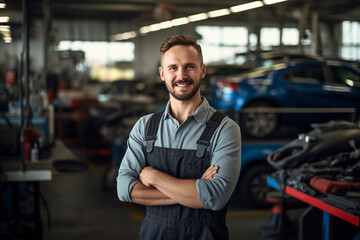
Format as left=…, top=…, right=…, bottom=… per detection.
left=1, top=0, right=360, bottom=239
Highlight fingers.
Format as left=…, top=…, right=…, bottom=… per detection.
left=139, top=166, right=157, bottom=187
left=201, top=165, right=219, bottom=180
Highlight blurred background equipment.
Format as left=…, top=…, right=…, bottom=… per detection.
left=1, top=0, right=360, bottom=239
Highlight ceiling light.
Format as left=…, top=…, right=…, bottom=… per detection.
left=123, top=31, right=137, bottom=39
left=0, top=3, right=6, bottom=8
left=114, top=0, right=287, bottom=41
left=171, top=17, right=189, bottom=26
left=0, top=25, right=10, bottom=31
left=207, top=9, right=231, bottom=18
left=112, top=31, right=137, bottom=41
left=263, top=0, right=288, bottom=5
left=188, top=13, right=208, bottom=22
left=4, top=36, right=12, bottom=43
left=0, top=16, right=10, bottom=23
left=159, top=20, right=173, bottom=29
left=148, top=23, right=161, bottom=32
left=139, top=26, right=150, bottom=35
left=230, top=1, right=264, bottom=13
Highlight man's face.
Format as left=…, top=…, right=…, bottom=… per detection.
left=159, top=45, right=206, bottom=101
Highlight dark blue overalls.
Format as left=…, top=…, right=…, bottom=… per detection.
left=139, top=110, right=229, bottom=240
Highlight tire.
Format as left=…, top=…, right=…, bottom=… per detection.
left=240, top=101, right=278, bottom=139
left=238, top=163, right=275, bottom=208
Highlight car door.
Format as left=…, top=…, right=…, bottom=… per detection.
left=322, top=62, right=360, bottom=120
left=280, top=62, right=328, bottom=109
left=279, top=62, right=353, bottom=124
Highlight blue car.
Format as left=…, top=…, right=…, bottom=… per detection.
left=210, top=60, right=360, bottom=138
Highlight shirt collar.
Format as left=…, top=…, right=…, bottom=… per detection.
left=163, top=97, right=211, bottom=125
left=193, top=97, right=211, bottom=125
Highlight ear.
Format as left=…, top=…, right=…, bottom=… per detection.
left=159, top=66, right=165, bottom=81
left=201, top=64, right=206, bottom=79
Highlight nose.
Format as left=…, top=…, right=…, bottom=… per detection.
left=176, top=67, right=186, bottom=80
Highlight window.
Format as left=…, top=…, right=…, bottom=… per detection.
left=341, top=21, right=360, bottom=61
left=282, top=28, right=299, bottom=45
left=328, top=66, right=360, bottom=87
left=260, top=27, right=299, bottom=49
left=57, top=41, right=135, bottom=82
left=260, top=27, right=280, bottom=50
left=285, top=65, right=324, bottom=84
left=196, top=26, right=248, bottom=65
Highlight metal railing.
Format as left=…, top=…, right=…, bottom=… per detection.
left=235, top=107, right=357, bottom=122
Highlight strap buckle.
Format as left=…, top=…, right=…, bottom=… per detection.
left=145, top=136, right=156, bottom=153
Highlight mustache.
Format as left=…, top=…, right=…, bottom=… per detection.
left=172, top=79, right=194, bottom=86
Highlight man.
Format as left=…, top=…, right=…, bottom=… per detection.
left=117, top=35, right=241, bottom=239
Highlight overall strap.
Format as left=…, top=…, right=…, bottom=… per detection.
left=145, top=110, right=164, bottom=153
left=196, top=111, right=226, bottom=158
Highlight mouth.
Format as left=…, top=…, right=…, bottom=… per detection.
left=173, top=80, right=193, bottom=88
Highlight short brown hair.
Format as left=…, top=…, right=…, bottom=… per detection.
left=160, top=35, right=203, bottom=64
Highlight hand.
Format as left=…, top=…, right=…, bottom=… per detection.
left=139, top=166, right=158, bottom=187
left=201, top=165, right=219, bottom=180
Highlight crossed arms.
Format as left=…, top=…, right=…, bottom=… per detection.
left=117, top=114, right=241, bottom=211
left=130, top=165, right=219, bottom=208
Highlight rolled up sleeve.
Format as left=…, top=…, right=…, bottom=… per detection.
left=116, top=117, right=148, bottom=202
left=196, top=120, right=241, bottom=211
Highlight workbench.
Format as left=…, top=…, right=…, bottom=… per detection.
left=267, top=176, right=360, bottom=240
left=0, top=140, right=78, bottom=239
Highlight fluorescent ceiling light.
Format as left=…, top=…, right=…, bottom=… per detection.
left=230, top=1, right=264, bottom=13
left=148, top=23, right=161, bottom=32
left=171, top=17, right=189, bottom=26
left=188, top=13, right=208, bottom=22
left=0, top=16, right=10, bottom=23
left=263, top=0, right=288, bottom=5
left=4, top=36, right=12, bottom=43
left=208, top=9, right=231, bottom=18
left=139, top=26, right=150, bottom=35
left=159, top=20, right=173, bottom=29
left=0, top=3, right=6, bottom=8
left=114, top=0, right=287, bottom=41
left=124, top=31, right=137, bottom=39
left=112, top=31, right=137, bottom=41
left=0, top=25, right=10, bottom=31
left=139, top=21, right=173, bottom=36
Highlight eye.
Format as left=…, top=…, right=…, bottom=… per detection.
left=168, top=66, right=177, bottom=71
left=187, top=65, right=195, bottom=69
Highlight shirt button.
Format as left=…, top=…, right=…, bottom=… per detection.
left=175, top=125, right=178, bottom=129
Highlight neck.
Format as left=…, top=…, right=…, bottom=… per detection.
left=169, top=95, right=202, bottom=124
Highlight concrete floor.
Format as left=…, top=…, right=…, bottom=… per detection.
left=40, top=146, right=304, bottom=240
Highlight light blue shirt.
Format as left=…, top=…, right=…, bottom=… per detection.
left=117, top=97, right=241, bottom=211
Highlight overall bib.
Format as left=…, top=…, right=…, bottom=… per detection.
left=139, top=111, right=229, bottom=240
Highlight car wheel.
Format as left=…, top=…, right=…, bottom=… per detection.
left=240, top=101, right=278, bottom=139
left=238, top=163, right=275, bottom=208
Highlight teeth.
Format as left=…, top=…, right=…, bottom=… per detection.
left=174, top=81, right=193, bottom=87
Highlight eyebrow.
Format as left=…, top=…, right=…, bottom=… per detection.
left=166, top=62, right=197, bottom=67
left=166, top=64, right=177, bottom=68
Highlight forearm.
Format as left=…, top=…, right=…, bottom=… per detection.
left=130, top=182, right=177, bottom=206
left=149, top=171, right=203, bottom=209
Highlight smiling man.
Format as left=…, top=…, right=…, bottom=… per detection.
left=117, top=35, right=241, bottom=240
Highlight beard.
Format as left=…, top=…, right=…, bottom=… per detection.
left=165, top=78, right=201, bottom=101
